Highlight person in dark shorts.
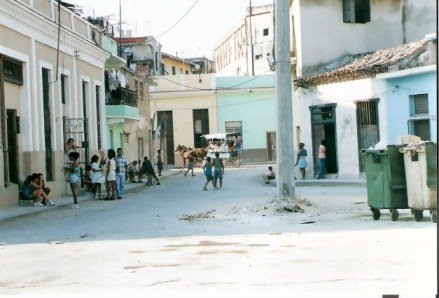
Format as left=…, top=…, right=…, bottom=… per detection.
left=202, top=157, right=214, bottom=191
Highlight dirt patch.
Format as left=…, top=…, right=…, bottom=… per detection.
left=130, top=251, right=148, bottom=254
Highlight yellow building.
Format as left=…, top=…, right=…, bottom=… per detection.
left=149, top=74, right=217, bottom=165
left=0, top=0, right=109, bottom=207
left=161, top=53, right=196, bottom=76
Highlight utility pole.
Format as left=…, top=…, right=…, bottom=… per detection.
left=275, top=0, right=295, bottom=202
left=118, top=0, right=122, bottom=56
left=249, top=0, right=255, bottom=76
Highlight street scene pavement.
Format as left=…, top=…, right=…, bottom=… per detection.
left=0, top=165, right=436, bottom=297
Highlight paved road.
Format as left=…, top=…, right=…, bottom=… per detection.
left=0, top=165, right=436, bottom=297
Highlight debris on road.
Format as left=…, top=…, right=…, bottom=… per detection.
left=178, top=210, right=216, bottom=222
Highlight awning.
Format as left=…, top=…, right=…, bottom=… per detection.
left=201, top=133, right=229, bottom=140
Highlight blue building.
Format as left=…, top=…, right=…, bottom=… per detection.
left=215, top=75, right=277, bottom=162
left=378, top=65, right=437, bottom=143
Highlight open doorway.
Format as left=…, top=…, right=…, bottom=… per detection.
left=310, top=105, right=338, bottom=176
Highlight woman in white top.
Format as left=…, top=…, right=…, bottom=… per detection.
left=106, top=149, right=117, bottom=200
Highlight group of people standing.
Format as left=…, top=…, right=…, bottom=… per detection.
left=64, top=138, right=162, bottom=209
left=201, top=152, right=225, bottom=191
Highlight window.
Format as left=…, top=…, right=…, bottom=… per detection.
left=61, top=74, right=67, bottom=104
left=263, top=28, right=269, bottom=36
left=185, top=70, right=189, bottom=74
left=2, top=57, right=23, bottom=85
left=342, top=0, right=370, bottom=24
left=172, top=66, right=176, bottom=75
left=408, top=94, right=430, bottom=141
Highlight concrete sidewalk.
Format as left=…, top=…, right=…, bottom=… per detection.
left=0, top=168, right=182, bottom=223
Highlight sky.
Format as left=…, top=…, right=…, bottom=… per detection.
left=69, top=0, right=273, bottom=59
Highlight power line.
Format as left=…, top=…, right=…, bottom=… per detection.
left=145, top=0, right=199, bottom=44
left=154, top=69, right=273, bottom=92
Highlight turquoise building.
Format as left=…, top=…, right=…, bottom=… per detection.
left=215, top=75, right=277, bottom=162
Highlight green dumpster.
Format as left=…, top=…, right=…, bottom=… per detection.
left=362, top=145, right=408, bottom=221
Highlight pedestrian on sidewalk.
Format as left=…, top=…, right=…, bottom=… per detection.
left=202, top=157, right=214, bottom=191
left=317, top=139, right=327, bottom=179
left=184, top=156, right=195, bottom=177
left=66, top=151, right=80, bottom=208
left=213, top=152, right=224, bottom=190
left=115, top=148, right=128, bottom=200
left=157, top=149, right=164, bottom=176
left=295, top=143, right=308, bottom=179
left=141, top=156, right=160, bottom=185
left=25, top=174, right=52, bottom=206
left=106, top=149, right=117, bottom=200
left=100, top=150, right=108, bottom=195
left=91, top=154, right=103, bottom=199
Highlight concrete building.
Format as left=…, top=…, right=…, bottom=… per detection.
left=149, top=74, right=217, bottom=166
left=185, top=57, right=215, bottom=74
left=298, top=36, right=436, bottom=178
left=290, top=0, right=437, bottom=178
left=0, top=0, right=109, bottom=207
left=213, top=4, right=275, bottom=76
left=114, top=36, right=162, bottom=77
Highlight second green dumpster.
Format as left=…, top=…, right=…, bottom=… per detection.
left=362, top=145, right=408, bottom=221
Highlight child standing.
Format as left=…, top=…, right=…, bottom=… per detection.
left=91, top=154, right=103, bottom=199
left=106, top=149, right=117, bottom=200
left=202, top=157, right=214, bottom=191
left=66, top=151, right=80, bottom=208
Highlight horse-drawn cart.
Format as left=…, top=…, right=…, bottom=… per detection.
left=201, top=133, right=241, bottom=168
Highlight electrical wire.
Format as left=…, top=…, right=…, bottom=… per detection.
left=144, top=0, right=199, bottom=44
left=154, top=69, right=273, bottom=92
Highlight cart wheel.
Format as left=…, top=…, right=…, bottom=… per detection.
left=371, top=208, right=380, bottom=220
left=413, top=210, right=423, bottom=222
left=390, top=209, right=399, bottom=221
left=431, top=211, right=437, bottom=223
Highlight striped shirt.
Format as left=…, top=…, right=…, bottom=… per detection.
left=115, top=155, right=128, bottom=176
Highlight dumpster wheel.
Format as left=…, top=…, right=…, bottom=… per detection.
left=390, top=209, right=399, bottom=221
left=431, top=211, right=437, bottom=223
left=413, top=210, right=423, bottom=222
left=371, top=208, right=380, bottom=220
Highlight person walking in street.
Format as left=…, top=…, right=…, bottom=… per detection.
left=184, top=156, right=195, bottom=177
left=234, top=136, right=242, bottom=162
left=141, top=156, right=160, bottom=185
left=106, top=149, right=117, bottom=200
left=157, top=149, right=164, bottom=176
left=202, top=157, right=214, bottom=191
left=115, top=148, right=128, bottom=200
left=295, top=143, right=308, bottom=179
left=317, top=140, right=327, bottom=179
left=66, top=151, right=80, bottom=208
left=213, top=152, right=224, bottom=190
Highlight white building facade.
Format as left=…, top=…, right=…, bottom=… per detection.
left=0, top=0, right=109, bottom=207
left=213, top=4, right=275, bottom=76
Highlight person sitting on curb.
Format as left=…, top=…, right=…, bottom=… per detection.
left=264, top=166, right=276, bottom=184
left=23, top=174, right=53, bottom=206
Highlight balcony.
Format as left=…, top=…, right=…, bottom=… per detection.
left=106, top=87, right=138, bottom=107
left=106, top=88, right=139, bottom=124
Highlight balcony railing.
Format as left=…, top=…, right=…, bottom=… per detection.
left=106, top=87, right=138, bottom=107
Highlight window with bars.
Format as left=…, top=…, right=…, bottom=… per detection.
left=410, top=94, right=429, bottom=117
left=408, top=94, right=430, bottom=141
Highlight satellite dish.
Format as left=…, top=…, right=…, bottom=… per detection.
left=123, top=47, right=133, bottom=56
left=194, top=64, right=201, bottom=71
